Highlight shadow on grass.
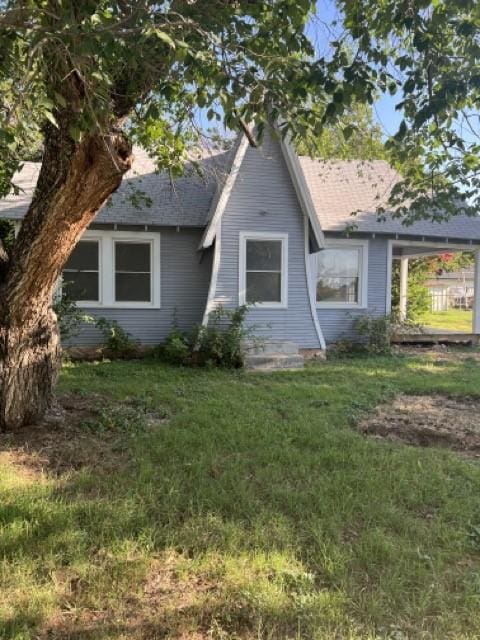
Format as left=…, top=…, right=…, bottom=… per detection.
left=2, top=355, right=480, bottom=638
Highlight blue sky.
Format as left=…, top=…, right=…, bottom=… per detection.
left=309, top=0, right=403, bottom=138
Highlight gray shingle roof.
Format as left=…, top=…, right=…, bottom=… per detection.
left=299, top=157, right=480, bottom=240
left=0, top=146, right=234, bottom=227
left=3, top=146, right=480, bottom=241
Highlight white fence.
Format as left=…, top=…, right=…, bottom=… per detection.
left=430, top=289, right=473, bottom=312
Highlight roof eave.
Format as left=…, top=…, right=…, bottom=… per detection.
left=279, top=136, right=325, bottom=249
left=199, top=134, right=250, bottom=250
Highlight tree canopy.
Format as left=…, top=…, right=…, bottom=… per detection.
left=1, top=0, right=479, bottom=221
left=295, top=101, right=387, bottom=160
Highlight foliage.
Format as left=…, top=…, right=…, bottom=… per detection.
left=0, top=219, right=15, bottom=253
left=95, top=317, right=138, bottom=358
left=161, top=326, right=192, bottom=366
left=296, top=101, right=387, bottom=161
left=391, top=251, right=474, bottom=323
left=326, top=337, right=364, bottom=359
left=391, top=259, right=431, bottom=322
left=425, top=251, right=474, bottom=276
left=160, top=305, right=252, bottom=368
left=354, top=313, right=394, bottom=354
left=338, top=0, right=480, bottom=221
left=53, top=285, right=93, bottom=341
left=1, top=1, right=479, bottom=220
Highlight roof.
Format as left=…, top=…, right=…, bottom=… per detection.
left=299, top=157, right=480, bottom=241
left=0, top=146, right=235, bottom=227
left=429, top=269, right=474, bottom=281
left=2, top=143, right=480, bottom=242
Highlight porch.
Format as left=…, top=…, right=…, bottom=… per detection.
left=388, top=239, right=480, bottom=344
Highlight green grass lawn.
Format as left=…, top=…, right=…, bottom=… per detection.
left=2, top=354, right=480, bottom=639
left=420, top=308, right=473, bottom=333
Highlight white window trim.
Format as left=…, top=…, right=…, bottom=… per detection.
left=62, top=235, right=103, bottom=307
left=239, top=231, right=288, bottom=309
left=313, top=238, right=369, bottom=310
left=64, top=230, right=161, bottom=309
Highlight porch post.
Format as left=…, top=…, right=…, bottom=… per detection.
left=473, top=249, right=480, bottom=334
left=399, top=257, right=409, bottom=322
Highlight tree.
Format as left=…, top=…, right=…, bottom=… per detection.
left=337, top=0, right=480, bottom=222
left=0, top=1, right=479, bottom=429
left=296, top=101, right=387, bottom=160
left=0, top=0, right=376, bottom=430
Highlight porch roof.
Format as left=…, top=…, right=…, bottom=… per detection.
left=299, top=157, right=480, bottom=243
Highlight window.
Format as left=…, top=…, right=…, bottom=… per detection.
left=314, top=240, right=368, bottom=308
left=61, top=231, right=160, bottom=308
left=62, top=240, right=100, bottom=303
left=239, top=233, right=288, bottom=307
left=114, top=241, right=152, bottom=303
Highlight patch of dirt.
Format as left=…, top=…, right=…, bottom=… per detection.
left=42, top=554, right=222, bottom=640
left=398, top=344, right=480, bottom=362
left=0, top=393, right=166, bottom=477
left=358, top=394, right=480, bottom=457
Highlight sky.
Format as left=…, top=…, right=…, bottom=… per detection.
left=309, top=0, right=403, bottom=139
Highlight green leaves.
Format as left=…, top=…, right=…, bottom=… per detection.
left=1, top=0, right=479, bottom=222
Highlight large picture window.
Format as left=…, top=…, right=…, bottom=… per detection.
left=314, top=241, right=368, bottom=308
left=62, top=240, right=100, bottom=303
left=239, top=233, right=288, bottom=307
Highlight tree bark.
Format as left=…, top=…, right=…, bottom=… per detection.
left=0, top=126, right=132, bottom=430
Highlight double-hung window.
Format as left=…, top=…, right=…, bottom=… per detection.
left=62, top=239, right=101, bottom=304
left=239, top=232, right=288, bottom=307
left=314, top=240, right=368, bottom=308
left=114, top=241, right=152, bottom=303
left=62, top=231, right=160, bottom=308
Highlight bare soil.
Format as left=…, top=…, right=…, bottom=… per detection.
left=358, top=394, right=480, bottom=457
left=0, top=393, right=166, bottom=477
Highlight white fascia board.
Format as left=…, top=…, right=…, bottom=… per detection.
left=199, top=134, right=250, bottom=250
left=280, top=136, right=325, bottom=250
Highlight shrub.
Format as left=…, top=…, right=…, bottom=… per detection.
left=95, top=317, right=139, bottom=358
left=53, top=284, right=93, bottom=341
left=354, top=314, right=394, bottom=355
left=161, top=326, right=191, bottom=365
left=391, top=260, right=431, bottom=321
left=195, top=305, right=251, bottom=367
left=159, top=305, right=252, bottom=368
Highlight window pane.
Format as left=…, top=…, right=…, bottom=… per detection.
left=64, top=241, right=99, bottom=271
left=63, top=271, right=99, bottom=301
left=246, top=240, right=282, bottom=271
left=317, top=277, right=359, bottom=303
left=246, top=272, right=281, bottom=303
left=115, top=273, right=151, bottom=302
left=316, top=247, right=361, bottom=303
left=115, top=242, right=151, bottom=272
left=316, top=247, right=360, bottom=278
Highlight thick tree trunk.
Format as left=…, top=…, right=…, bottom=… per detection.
left=0, top=126, right=132, bottom=430
left=0, top=309, right=61, bottom=428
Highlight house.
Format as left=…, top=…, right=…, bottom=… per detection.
left=2, top=129, right=480, bottom=362
left=424, top=269, right=474, bottom=312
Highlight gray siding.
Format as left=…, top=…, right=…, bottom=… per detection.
left=71, top=228, right=212, bottom=345
left=211, top=134, right=321, bottom=348
left=316, top=237, right=389, bottom=343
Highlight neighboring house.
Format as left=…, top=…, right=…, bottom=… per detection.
left=424, top=269, right=475, bottom=311
left=2, top=129, right=480, bottom=355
